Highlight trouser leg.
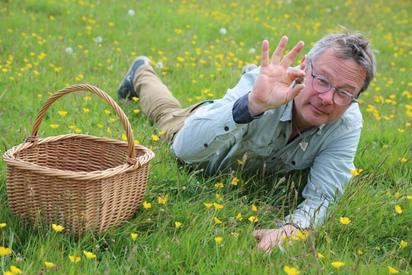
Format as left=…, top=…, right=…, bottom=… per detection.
left=132, top=65, right=204, bottom=143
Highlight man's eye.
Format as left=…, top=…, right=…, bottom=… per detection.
left=317, top=78, right=329, bottom=86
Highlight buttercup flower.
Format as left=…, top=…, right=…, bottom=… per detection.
left=331, top=261, right=345, bottom=269
left=44, top=261, right=56, bottom=269
left=394, top=205, right=402, bottom=214
left=339, top=216, right=351, bottom=225
left=400, top=240, right=408, bottom=248
left=0, top=223, right=6, bottom=229
left=248, top=216, right=258, bottom=223
left=175, top=221, right=182, bottom=228
left=388, top=266, right=399, bottom=274
left=0, top=246, right=12, bottom=256
left=214, top=236, right=223, bottom=244
left=131, top=232, right=138, bottom=241
left=69, top=255, right=81, bottom=263
left=213, top=203, right=224, bottom=209
left=52, top=224, right=64, bottom=232
left=283, top=265, right=300, bottom=275
left=157, top=195, right=168, bottom=205
left=230, top=176, right=239, bottom=186
left=143, top=201, right=152, bottom=209
left=9, top=266, right=22, bottom=274
left=83, top=250, right=96, bottom=260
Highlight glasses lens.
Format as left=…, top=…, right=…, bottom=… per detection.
left=313, top=77, right=331, bottom=93
left=334, top=91, right=351, bottom=105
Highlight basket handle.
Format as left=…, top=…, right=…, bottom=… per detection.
left=28, top=84, right=137, bottom=164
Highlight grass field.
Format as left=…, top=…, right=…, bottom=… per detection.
left=0, top=0, right=411, bottom=274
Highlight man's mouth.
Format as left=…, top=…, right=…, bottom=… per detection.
left=310, top=103, right=328, bottom=116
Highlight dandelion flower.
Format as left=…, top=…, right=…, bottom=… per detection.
left=83, top=108, right=90, bottom=113
left=248, top=216, right=258, bottom=223
left=69, top=255, right=81, bottom=263
left=388, top=266, right=399, bottom=274
left=83, top=250, right=96, bottom=260
left=175, top=221, right=182, bottom=228
left=151, top=134, right=160, bottom=141
left=317, top=252, right=325, bottom=259
left=0, top=246, right=12, bottom=256
left=10, top=265, right=22, bottom=274
left=339, top=216, right=351, bottom=225
left=157, top=195, right=167, bottom=205
left=400, top=240, right=408, bottom=248
left=0, top=223, right=6, bottom=229
left=214, top=236, right=223, bottom=245
left=283, top=265, right=300, bottom=275
left=44, top=261, right=56, bottom=269
left=394, top=205, right=402, bottom=214
left=143, top=201, right=151, bottom=209
left=214, top=181, right=224, bottom=189
left=52, top=224, right=64, bottom=232
left=213, top=217, right=222, bottom=224
left=213, top=203, right=224, bottom=210
left=230, top=176, right=239, bottom=186
left=58, top=110, right=67, bottom=117
left=331, top=261, right=345, bottom=269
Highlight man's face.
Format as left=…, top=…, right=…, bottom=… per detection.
left=293, top=48, right=366, bottom=130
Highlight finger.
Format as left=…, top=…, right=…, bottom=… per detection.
left=258, top=239, right=272, bottom=253
left=284, top=84, right=305, bottom=104
left=261, top=40, right=270, bottom=67
left=271, top=36, right=288, bottom=64
left=287, top=68, right=305, bottom=83
left=281, top=41, right=304, bottom=68
left=300, top=54, right=307, bottom=70
left=253, top=229, right=269, bottom=240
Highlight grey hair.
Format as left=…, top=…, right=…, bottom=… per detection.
left=307, top=32, right=377, bottom=95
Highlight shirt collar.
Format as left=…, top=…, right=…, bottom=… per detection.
left=280, top=100, right=326, bottom=133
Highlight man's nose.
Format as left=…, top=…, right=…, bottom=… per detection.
left=318, top=89, right=334, bottom=105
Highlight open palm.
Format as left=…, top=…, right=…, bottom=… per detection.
left=248, top=36, right=305, bottom=116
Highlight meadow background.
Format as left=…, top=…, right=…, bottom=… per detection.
left=0, top=0, right=411, bottom=274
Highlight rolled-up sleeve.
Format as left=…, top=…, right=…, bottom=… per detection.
left=172, top=69, right=259, bottom=163
left=282, top=125, right=362, bottom=229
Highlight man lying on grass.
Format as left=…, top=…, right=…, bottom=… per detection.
left=118, top=32, right=376, bottom=252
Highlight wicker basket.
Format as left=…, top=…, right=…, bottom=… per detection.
left=3, top=84, right=155, bottom=234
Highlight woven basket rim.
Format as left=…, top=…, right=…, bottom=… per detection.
left=3, top=133, right=155, bottom=181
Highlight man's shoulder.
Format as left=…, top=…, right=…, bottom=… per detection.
left=340, top=103, right=363, bottom=129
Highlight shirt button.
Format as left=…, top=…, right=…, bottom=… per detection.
left=291, top=161, right=296, bottom=165
left=204, top=143, right=208, bottom=148
left=224, top=126, right=229, bottom=131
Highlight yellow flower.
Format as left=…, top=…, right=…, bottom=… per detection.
left=151, top=134, right=160, bottom=141
left=131, top=97, right=139, bottom=102
left=175, top=221, right=182, bottom=228
left=251, top=204, right=258, bottom=212
left=399, top=157, right=408, bottom=163
left=133, top=109, right=141, bottom=114
left=58, top=110, right=67, bottom=117
left=104, top=109, right=111, bottom=115
left=214, top=181, right=224, bottom=189
left=44, top=261, right=56, bottom=268
left=213, top=217, right=222, bottom=224
left=351, top=168, right=363, bottom=176
left=331, top=261, right=345, bottom=269
left=394, top=205, right=402, bottom=214
left=0, top=223, right=6, bottom=229
left=10, top=265, right=22, bottom=274
left=83, top=96, right=91, bottom=101
left=51, top=224, right=64, bottom=232
left=69, top=255, right=81, bottom=263
left=121, top=134, right=127, bottom=141
left=0, top=246, right=12, bottom=256
left=214, top=236, right=223, bottom=245
left=213, top=202, right=224, bottom=210
left=296, top=230, right=309, bottom=240
left=230, top=176, right=239, bottom=186
left=339, top=216, right=351, bottom=225
left=130, top=232, right=138, bottom=241
left=317, top=252, right=325, bottom=259
left=204, top=202, right=213, bottom=209
left=283, top=265, right=300, bottom=275
left=157, top=195, right=168, bottom=205
left=236, top=213, right=243, bottom=221
left=83, top=250, right=96, bottom=260
left=83, top=108, right=90, bottom=113
left=143, top=201, right=152, bottom=209
left=3, top=271, right=14, bottom=275
left=248, top=215, right=258, bottom=223
left=49, top=124, right=59, bottom=129
left=400, top=240, right=408, bottom=248
left=388, top=266, right=399, bottom=274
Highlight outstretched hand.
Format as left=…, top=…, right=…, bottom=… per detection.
left=248, top=36, right=305, bottom=116
left=253, top=224, right=300, bottom=253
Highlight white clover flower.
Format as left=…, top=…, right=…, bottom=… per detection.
left=219, top=27, right=227, bottom=35
left=155, top=62, right=164, bottom=69
left=128, top=9, right=135, bottom=16
left=248, top=48, right=256, bottom=54
left=65, top=47, right=73, bottom=54
left=94, top=36, right=103, bottom=43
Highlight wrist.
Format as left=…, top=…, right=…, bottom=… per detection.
left=248, top=93, right=265, bottom=116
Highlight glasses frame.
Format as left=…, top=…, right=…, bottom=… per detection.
left=309, top=62, right=358, bottom=106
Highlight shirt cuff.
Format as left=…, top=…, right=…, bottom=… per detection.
left=232, top=93, right=263, bottom=124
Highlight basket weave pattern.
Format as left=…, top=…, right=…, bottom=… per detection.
left=3, top=84, right=154, bottom=234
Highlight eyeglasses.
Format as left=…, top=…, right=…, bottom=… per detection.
left=309, top=62, right=358, bottom=106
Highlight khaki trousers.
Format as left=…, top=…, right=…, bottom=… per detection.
left=132, top=64, right=204, bottom=143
